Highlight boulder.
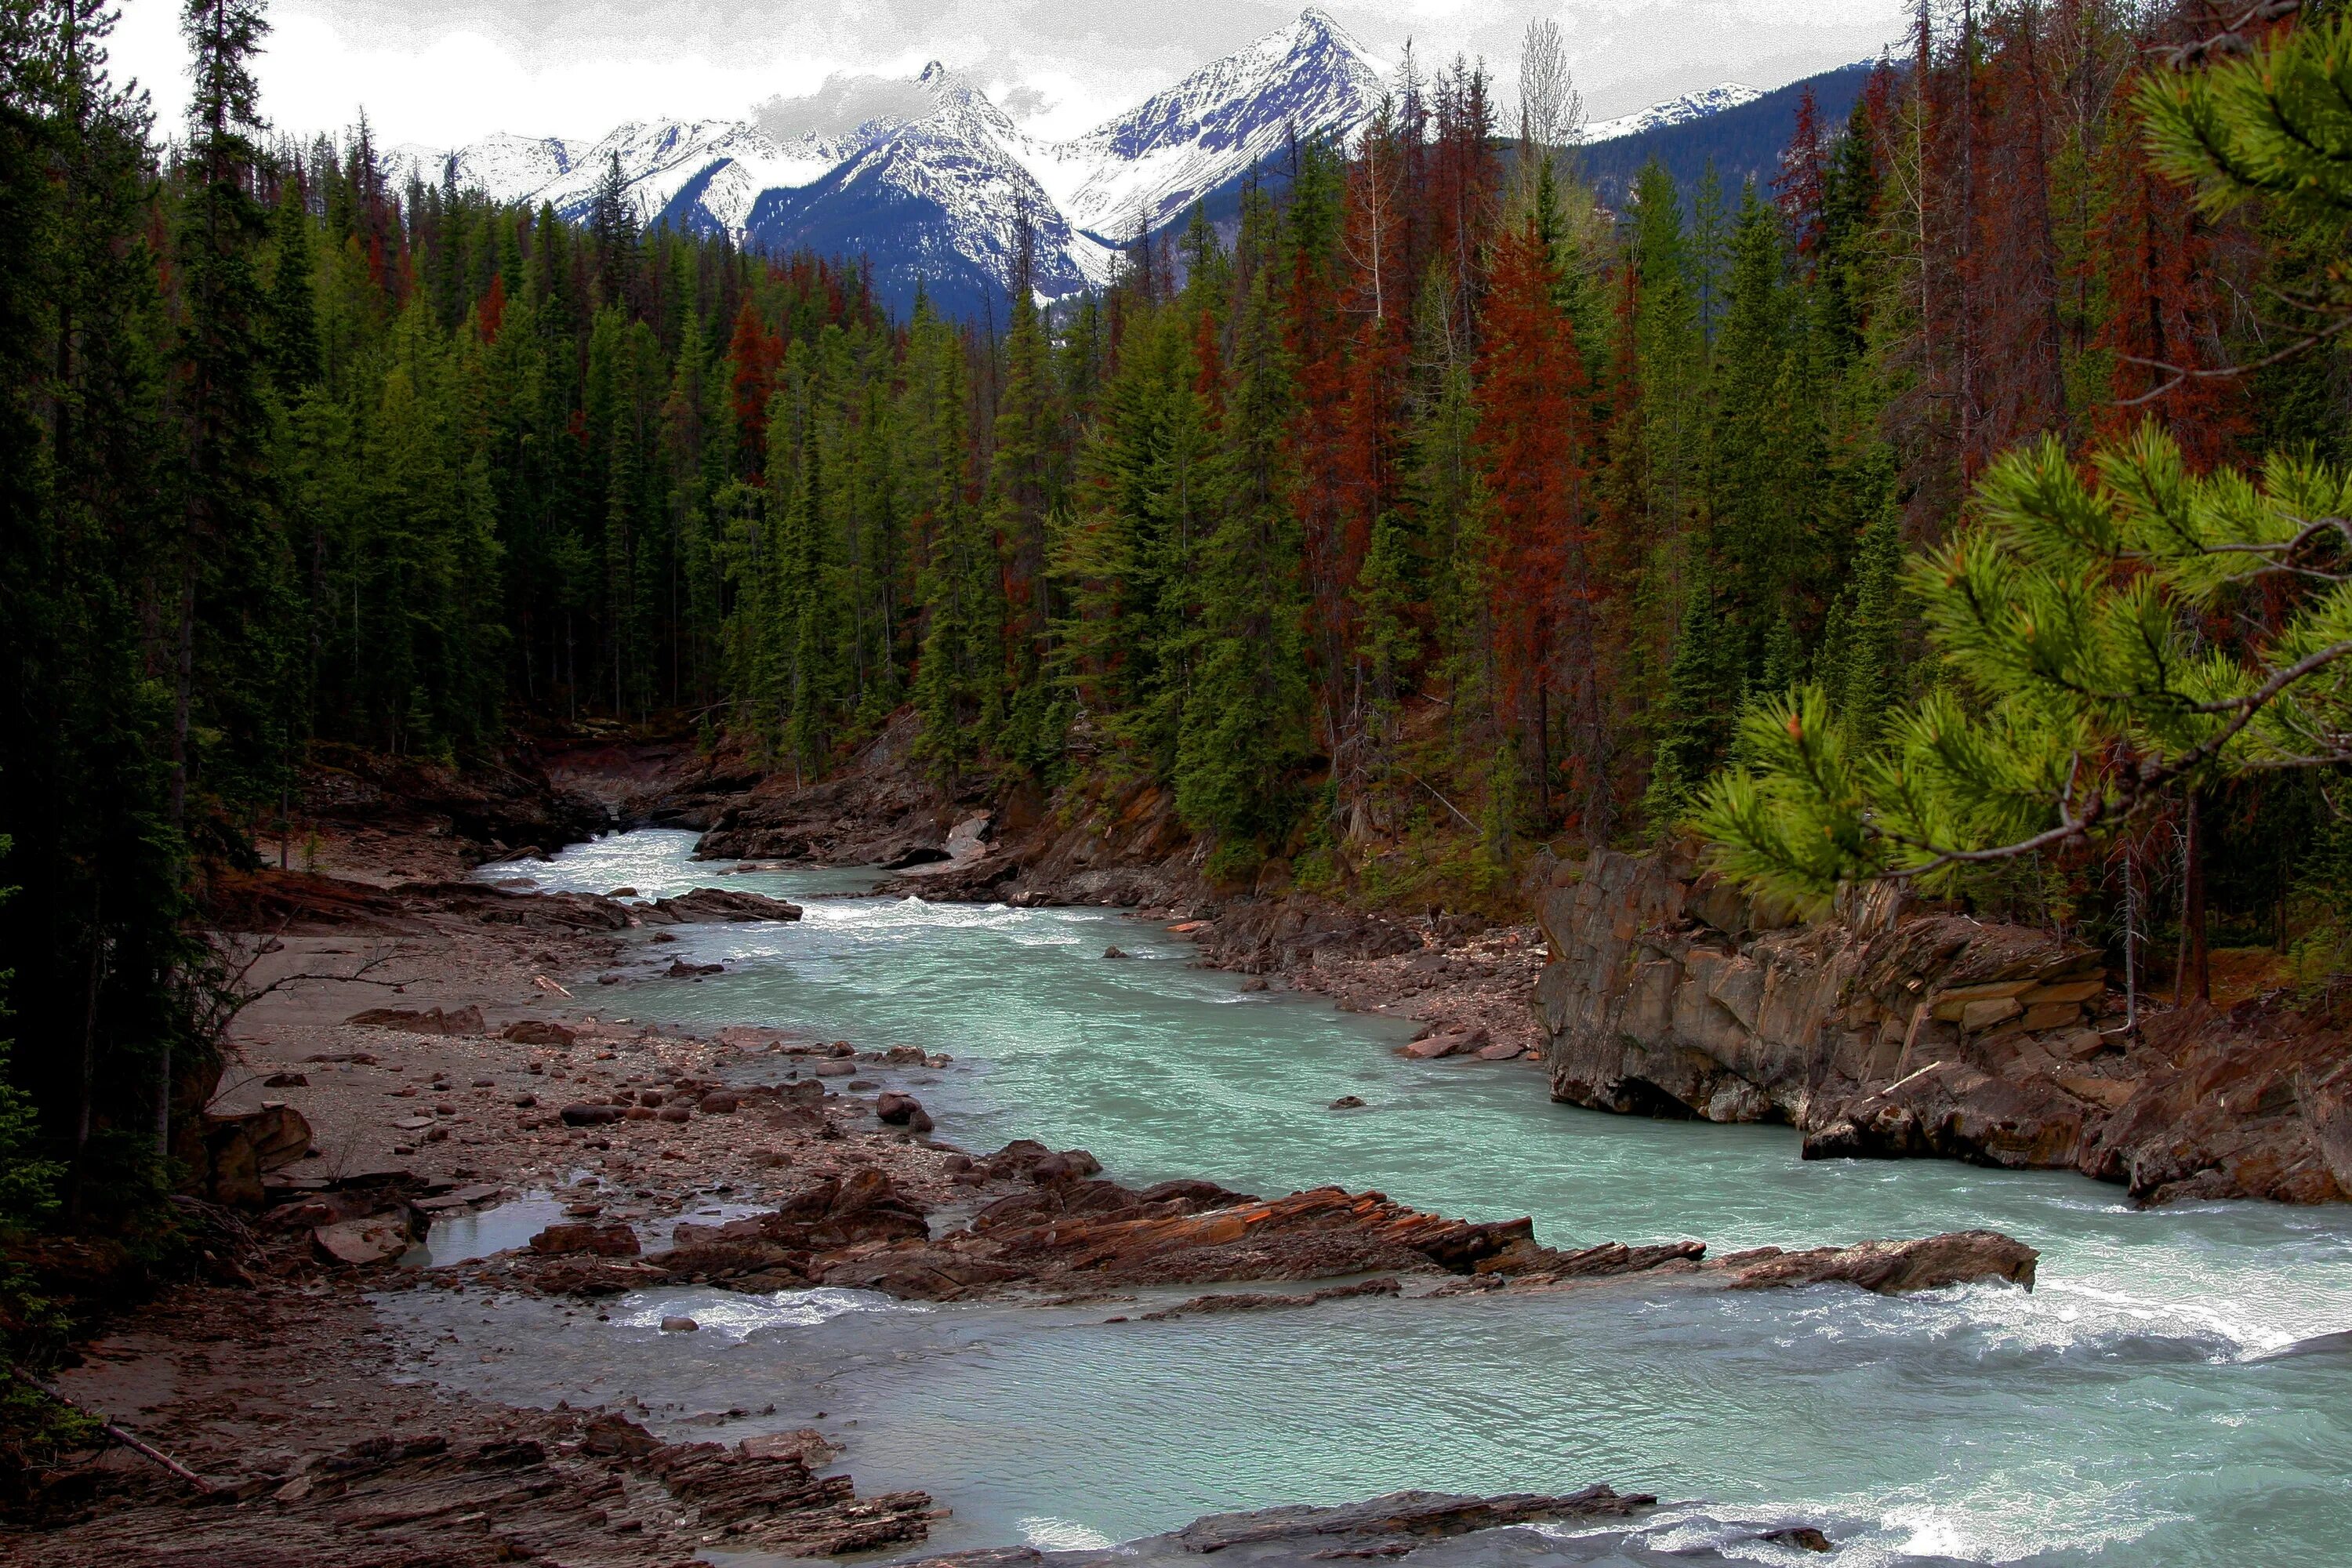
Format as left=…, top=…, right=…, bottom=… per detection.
left=1029, top=1149, right=1102, bottom=1182
left=1401, top=1025, right=1489, bottom=1060
left=1723, top=1229, right=2038, bottom=1294
left=503, top=1019, right=577, bottom=1047
left=874, top=1091, right=925, bottom=1126
left=199, top=1102, right=314, bottom=1206
left=648, top=887, right=804, bottom=924
left=659, top=1316, right=699, bottom=1332
left=529, top=1220, right=641, bottom=1257
left=699, top=1092, right=740, bottom=1115
left=312, top=1209, right=421, bottom=1266
left=558, top=1102, right=624, bottom=1127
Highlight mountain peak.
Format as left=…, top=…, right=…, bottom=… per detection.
left=1586, top=82, right=1763, bottom=143
left=402, top=12, right=1394, bottom=314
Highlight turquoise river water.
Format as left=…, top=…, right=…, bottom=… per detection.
left=376, top=829, right=2352, bottom=1566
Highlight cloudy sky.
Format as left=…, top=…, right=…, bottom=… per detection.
left=111, top=0, right=1910, bottom=150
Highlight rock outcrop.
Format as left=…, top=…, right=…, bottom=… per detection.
left=495, top=1149, right=2036, bottom=1307
left=885, top=1484, right=1867, bottom=1568
left=1534, top=845, right=2352, bottom=1204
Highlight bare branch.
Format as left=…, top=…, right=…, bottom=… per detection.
left=2113, top=308, right=2352, bottom=406
left=2159, top=0, right=2306, bottom=67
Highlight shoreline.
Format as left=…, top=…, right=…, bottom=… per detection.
left=10, top=825, right=2039, bottom=1565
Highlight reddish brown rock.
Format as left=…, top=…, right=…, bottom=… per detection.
left=1536, top=845, right=2350, bottom=1204
left=1721, top=1229, right=2038, bottom=1294
left=312, top=1209, right=421, bottom=1266
left=528, top=1220, right=641, bottom=1257
left=346, top=1004, right=486, bottom=1035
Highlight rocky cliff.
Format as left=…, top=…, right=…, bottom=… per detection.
left=1534, top=846, right=2352, bottom=1205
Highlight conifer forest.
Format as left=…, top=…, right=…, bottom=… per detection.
left=5, top=0, right=2352, bottom=1232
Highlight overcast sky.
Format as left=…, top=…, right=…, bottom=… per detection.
left=110, top=0, right=1910, bottom=150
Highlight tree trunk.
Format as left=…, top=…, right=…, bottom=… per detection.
left=2177, top=789, right=2209, bottom=1005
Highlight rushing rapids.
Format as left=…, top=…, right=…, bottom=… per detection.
left=361, top=830, right=2352, bottom=1564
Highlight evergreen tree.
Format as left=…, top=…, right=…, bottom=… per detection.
left=1175, top=256, right=1311, bottom=876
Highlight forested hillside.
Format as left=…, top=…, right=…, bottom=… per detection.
left=1581, top=62, right=1873, bottom=210
left=4, top=0, right=2352, bottom=1231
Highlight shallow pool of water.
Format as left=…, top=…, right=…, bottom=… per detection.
left=401, top=829, right=2352, bottom=1565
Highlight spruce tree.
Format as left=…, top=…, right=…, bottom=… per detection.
left=1174, top=258, right=1311, bottom=876
left=174, top=0, right=285, bottom=826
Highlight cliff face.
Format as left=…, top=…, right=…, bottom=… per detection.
left=1534, top=848, right=2352, bottom=1205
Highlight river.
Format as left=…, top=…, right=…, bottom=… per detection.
left=376, top=829, right=2352, bottom=1566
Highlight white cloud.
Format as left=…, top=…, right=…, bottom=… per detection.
left=107, top=0, right=1910, bottom=148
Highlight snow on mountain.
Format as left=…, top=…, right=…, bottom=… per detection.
left=1052, top=7, right=1387, bottom=242
left=746, top=61, right=1122, bottom=313
left=1584, top=83, right=1763, bottom=144
left=384, top=131, right=577, bottom=201
left=386, top=7, right=1392, bottom=312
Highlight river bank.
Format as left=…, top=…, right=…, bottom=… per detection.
left=10, top=818, right=2033, bottom=1565
left=16, top=755, right=2352, bottom=1566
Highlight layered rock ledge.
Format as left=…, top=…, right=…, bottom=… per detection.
left=484, top=1145, right=2037, bottom=1306
left=1535, top=845, right=2352, bottom=1203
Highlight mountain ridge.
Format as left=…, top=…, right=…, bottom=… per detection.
left=387, top=9, right=1774, bottom=316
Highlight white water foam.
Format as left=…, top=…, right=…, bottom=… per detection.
left=605, top=1286, right=923, bottom=1342
left=1019, top=1515, right=1116, bottom=1550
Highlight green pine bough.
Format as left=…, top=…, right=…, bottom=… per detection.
left=1691, top=424, right=2352, bottom=902
left=1693, top=11, right=2352, bottom=904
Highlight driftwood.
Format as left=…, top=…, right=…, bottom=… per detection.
left=7, top=1363, right=215, bottom=1494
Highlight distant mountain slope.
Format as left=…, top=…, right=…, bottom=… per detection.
left=387, top=7, right=1383, bottom=315
left=380, top=12, right=1822, bottom=314
left=1585, top=83, right=1762, bottom=144
left=1579, top=62, right=1877, bottom=210
left=1054, top=8, right=1385, bottom=241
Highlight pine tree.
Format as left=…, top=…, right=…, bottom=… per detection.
left=175, top=0, right=289, bottom=826
left=1175, top=258, right=1311, bottom=877
left=264, top=174, right=321, bottom=392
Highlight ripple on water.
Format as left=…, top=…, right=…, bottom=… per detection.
left=446, top=830, right=2352, bottom=1566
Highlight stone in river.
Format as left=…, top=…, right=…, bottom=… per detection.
left=1103, top=946, right=1129, bottom=959
left=1474, top=1039, right=1524, bottom=1061
left=875, top=1091, right=926, bottom=1126
left=814, top=1060, right=857, bottom=1078
left=659, top=1316, right=699, bottom=1333
left=1401, top=1025, right=1488, bottom=1059
left=1029, top=1149, right=1102, bottom=1182
left=1723, top=1229, right=2037, bottom=1294
left=530, top=1220, right=641, bottom=1257
left=1764, top=1526, right=1834, bottom=1552
left=1330, top=1095, right=1367, bottom=1109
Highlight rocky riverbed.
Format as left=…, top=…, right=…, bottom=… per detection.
left=11, top=814, right=2047, bottom=1566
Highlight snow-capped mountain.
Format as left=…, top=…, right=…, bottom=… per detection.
left=1051, top=8, right=1388, bottom=241
left=744, top=61, right=1123, bottom=311
left=1584, top=83, right=1764, bottom=144
left=386, top=7, right=1388, bottom=315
